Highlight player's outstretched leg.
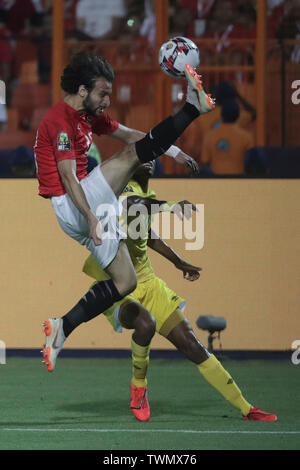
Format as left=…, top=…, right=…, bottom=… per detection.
left=41, top=242, right=138, bottom=372
left=119, top=301, right=156, bottom=422
left=166, top=314, right=277, bottom=421
left=41, top=68, right=215, bottom=373
left=41, top=277, right=124, bottom=373
left=101, top=65, right=215, bottom=198
left=134, top=65, right=215, bottom=165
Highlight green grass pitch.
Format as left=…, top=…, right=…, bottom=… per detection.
left=0, top=357, right=299, bottom=450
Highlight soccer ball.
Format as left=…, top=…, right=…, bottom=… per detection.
left=158, top=37, right=200, bottom=79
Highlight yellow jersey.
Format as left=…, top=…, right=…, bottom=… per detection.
left=83, top=180, right=157, bottom=283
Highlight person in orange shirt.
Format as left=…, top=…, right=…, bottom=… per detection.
left=179, top=81, right=256, bottom=167
left=201, top=81, right=256, bottom=135
left=201, top=99, right=253, bottom=175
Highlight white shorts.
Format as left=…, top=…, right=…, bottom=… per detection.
left=51, top=165, right=125, bottom=269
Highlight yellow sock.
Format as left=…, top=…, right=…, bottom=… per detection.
left=131, top=339, right=150, bottom=388
left=197, top=354, right=252, bottom=416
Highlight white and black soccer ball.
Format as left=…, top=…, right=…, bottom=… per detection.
left=158, top=37, right=200, bottom=79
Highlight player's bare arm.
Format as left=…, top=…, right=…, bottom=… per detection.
left=110, top=124, right=199, bottom=174
left=110, top=124, right=145, bottom=144
left=148, top=228, right=201, bottom=281
left=57, top=159, right=102, bottom=245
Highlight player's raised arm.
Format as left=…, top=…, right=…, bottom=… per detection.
left=147, top=229, right=201, bottom=281
left=124, top=195, right=198, bottom=221
left=109, top=123, right=145, bottom=144
left=110, top=124, right=199, bottom=174
left=57, top=159, right=102, bottom=245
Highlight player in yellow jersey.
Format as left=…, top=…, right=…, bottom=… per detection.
left=82, top=161, right=277, bottom=423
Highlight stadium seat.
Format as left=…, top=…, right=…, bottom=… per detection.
left=0, top=146, right=35, bottom=177
left=11, top=84, right=51, bottom=127
left=244, top=147, right=300, bottom=178
left=19, top=61, right=39, bottom=84
left=31, top=107, right=50, bottom=131
left=11, top=40, right=38, bottom=77
left=6, top=108, right=19, bottom=131
left=125, top=105, right=156, bottom=132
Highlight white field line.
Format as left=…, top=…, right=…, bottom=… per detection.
left=0, top=428, right=299, bottom=435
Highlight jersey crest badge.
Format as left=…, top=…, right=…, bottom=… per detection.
left=57, top=131, right=71, bottom=151
left=124, top=184, right=134, bottom=193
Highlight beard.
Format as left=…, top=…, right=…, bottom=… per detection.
left=82, top=94, right=101, bottom=117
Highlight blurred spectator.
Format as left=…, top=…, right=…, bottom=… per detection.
left=201, top=99, right=254, bottom=175
left=194, top=0, right=284, bottom=52
left=276, top=0, right=300, bottom=62
left=214, top=80, right=256, bottom=123
left=121, top=14, right=144, bottom=43
left=202, top=0, right=235, bottom=51
left=170, top=4, right=195, bottom=37
left=116, top=2, right=155, bottom=64
left=267, top=0, right=284, bottom=11
left=11, top=145, right=36, bottom=176
left=75, top=0, right=127, bottom=39
left=267, top=0, right=285, bottom=37
left=0, top=0, right=49, bottom=88
left=175, top=0, right=216, bottom=37
left=64, top=0, right=80, bottom=37
left=35, top=7, right=52, bottom=83
left=174, top=79, right=256, bottom=167
left=0, top=146, right=35, bottom=177
left=0, top=8, right=12, bottom=85
left=244, top=147, right=268, bottom=177
left=0, top=0, right=43, bottom=36
left=230, top=2, right=256, bottom=39
left=179, top=0, right=217, bottom=19
left=0, top=103, right=7, bottom=130
left=197, top=80, right=256, bottom=152
left=139, top=0, right=155, bottom=47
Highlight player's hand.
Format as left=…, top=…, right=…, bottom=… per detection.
left=172, top=200, right=198, bottom=221
left=174, top=151, right=199, bottom=175
left=88, top=214, right=103, bottom=246
left=174, top=261, right=202, bottom=281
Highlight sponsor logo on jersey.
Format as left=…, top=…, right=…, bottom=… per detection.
left=124, top=185, right=134, bottom=193
left=217, top=139, right=229, bottom=151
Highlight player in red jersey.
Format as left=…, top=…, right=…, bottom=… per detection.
left=37, top=52, right=215, bottom=371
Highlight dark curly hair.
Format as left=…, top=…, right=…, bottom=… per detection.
left=61, top=52, right=115, bottom=94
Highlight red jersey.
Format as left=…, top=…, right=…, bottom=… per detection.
left=34, top=100, right=119, bottom=198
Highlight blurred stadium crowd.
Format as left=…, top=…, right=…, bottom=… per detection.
left=0, top=0, right=299, bottom=177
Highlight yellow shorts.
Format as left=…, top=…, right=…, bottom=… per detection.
left=102, top=276, right=186, bottom=337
